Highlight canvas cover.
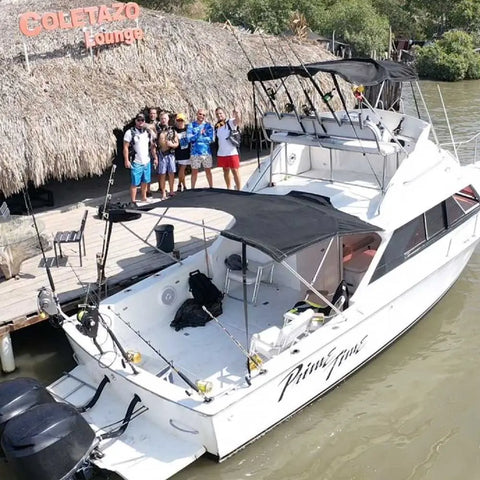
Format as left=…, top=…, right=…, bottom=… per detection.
left=247, top=58, right=417, bottom=86
left=138, top=189, right=381, bottom=262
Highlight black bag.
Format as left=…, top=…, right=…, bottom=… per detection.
left=188, top=270, right=223, bottom=306
left=171, top=298, right=223, bottom=331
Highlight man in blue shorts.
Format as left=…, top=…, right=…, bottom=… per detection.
left=123, top=113, right=157, bottom=205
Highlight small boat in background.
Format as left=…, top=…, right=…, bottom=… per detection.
left=2, top=58, right=480, bottom=480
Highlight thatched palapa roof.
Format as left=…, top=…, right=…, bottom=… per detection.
left=0, top=0, right=349, bottom=197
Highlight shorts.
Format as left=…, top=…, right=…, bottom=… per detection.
left=217, top=154, right=240, bottom=169
left=191, top=154, right=212, bottom=169
left=131, top=162, right=151, bottom=187
left=177, top=159, right=191, bottom=166
left=157, top=152, right=176, bottom=175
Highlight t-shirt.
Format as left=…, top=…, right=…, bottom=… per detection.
left=215, top=119, right=239, bottom=157
left=123, top=127, right=152, bottom=165
left=175, top=126, right=190, bottom=161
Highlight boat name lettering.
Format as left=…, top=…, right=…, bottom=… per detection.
left=19, top=2, right=143, bottom=48
left=278, top=335, right=368, bottom=402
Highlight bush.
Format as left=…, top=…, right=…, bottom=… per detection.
left=415, top=30, right=480, bottom=81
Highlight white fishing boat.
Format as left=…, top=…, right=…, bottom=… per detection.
left=2, top=58, right=480, bottom=480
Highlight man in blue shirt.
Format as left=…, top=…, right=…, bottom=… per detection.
left=187, top=109, right=214, bottom=188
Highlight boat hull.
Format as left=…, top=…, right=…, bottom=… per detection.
left=60, top=235, right=478, bottom=469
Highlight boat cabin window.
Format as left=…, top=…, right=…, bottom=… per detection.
left=371, top=185, right=480, bottom=282
left=425, top=203, right=446, bottom=239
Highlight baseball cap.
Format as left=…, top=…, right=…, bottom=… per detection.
left=176, top=113, right=186, bottom=121
left=135, top=113, right=145, bottom=121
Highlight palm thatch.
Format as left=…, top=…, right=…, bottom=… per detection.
left=0, top=0, right=351, bottom=196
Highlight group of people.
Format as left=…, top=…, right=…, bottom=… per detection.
left=123, top=107, right=242, bottom=205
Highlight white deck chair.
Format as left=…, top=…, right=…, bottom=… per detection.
left=250, top=309, right=314, bottom=359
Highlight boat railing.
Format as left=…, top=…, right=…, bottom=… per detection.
left=246, top=143, right=283, bottom=192
left=439, top=131, right=480, bottom=164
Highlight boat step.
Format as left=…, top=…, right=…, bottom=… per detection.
left=48, top=365, right=97, bottom=407
left=49, top=365, right=206, bottom=480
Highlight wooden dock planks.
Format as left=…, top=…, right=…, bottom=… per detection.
left=0, top=161, right=260, bottom=334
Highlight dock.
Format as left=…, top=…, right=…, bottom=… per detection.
left=0, top=160, right=260, bottom=371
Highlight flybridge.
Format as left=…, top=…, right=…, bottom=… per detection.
left=18, top=2, right=143, bottom=48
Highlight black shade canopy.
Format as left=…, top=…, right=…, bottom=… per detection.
left=139, top=189, right=381, bottom=262
left=247, top=58, right=417, bottom=86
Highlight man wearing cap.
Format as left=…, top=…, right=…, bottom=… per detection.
left=123, top=113, right=157, bottom=205
left=174, top=113, right=190, bottom=192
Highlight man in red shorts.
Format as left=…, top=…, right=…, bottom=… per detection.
left=214, top=107, right=242, bottom=190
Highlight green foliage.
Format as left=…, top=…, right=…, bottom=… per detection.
left=206, top=0, right=293, bottom=34
left=315, top=0, right=390, bottom=56
left=136, top=0, right=195, bottom=14
left=450, top=0, right=480, bottom=32
left=416, top=31, right=480, bottom=81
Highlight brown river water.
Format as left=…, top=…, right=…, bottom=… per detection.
left=1, top=80, right=480, bottom=480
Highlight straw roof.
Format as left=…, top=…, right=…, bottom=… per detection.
left=0, top=0, right=351, bottom=196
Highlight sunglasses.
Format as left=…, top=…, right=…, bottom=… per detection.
left=136, top=118, right=145, bottom=122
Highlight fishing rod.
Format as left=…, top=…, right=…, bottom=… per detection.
left=224, top=19, right=281, bottom=119
left=21, top=185, right=64, bottom=326
left=202, top=304, right=265, bottom=374
left=283, top=37, right=341, bottom=126
left=278, top=38, right=327, bottom=134
left=97, top=164, right=117, bottom=302
left=107, top=306, right=210, bottom=401
left=259, top=32, right=306, bottom=133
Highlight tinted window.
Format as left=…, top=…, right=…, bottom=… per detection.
left=445, top=196, right=464, bottom=225
left=370, top=185, right=479, bottom=283
left=371, top=216, right=426, bottom=281
left=425, top=203, right=446, bottom=239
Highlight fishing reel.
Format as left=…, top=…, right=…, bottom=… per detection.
left=37, top=287, right=63, bottom=327
left=266, top=87, right=276, bottom=100
left=302, top=104, right=314, bottom=116
left=76, top=305, right=99, bottom=339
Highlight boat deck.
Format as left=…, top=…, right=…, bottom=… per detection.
left=149, top=283, right=300, bottom=390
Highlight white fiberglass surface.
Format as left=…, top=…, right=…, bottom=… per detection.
left=106, top=280, right=300, bottom=391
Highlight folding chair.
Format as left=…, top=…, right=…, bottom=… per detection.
left=53, top=210, right=88, bottom=267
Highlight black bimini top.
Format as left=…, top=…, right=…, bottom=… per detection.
left=247, top=58, right=417, bottom=86
left=140, top=189, right=381, bottom=262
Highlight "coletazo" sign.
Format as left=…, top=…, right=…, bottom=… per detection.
left=19, top=2, right=144, bottom=47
